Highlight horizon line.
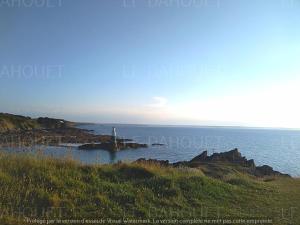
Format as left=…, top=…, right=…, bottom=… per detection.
left=2, top=112, right=300, bottom=131
left=77, top=121, right=300, bottom=131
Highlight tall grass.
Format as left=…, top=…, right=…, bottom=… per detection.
left=0, top=152, right=299, bottom=225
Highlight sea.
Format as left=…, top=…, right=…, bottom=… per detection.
left=2, top=124, right=300, bottom=177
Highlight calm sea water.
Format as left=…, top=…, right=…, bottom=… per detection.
left=3, top=124, right=300, bottom=177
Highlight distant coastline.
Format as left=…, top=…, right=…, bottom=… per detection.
left=0, top=113, right=148, bottom=152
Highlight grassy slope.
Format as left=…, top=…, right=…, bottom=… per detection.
left=0, top=153, right=299, bottom=225
left=0, top=114, right=40, bottom=133
left=0, top=113, right=75, bottom=133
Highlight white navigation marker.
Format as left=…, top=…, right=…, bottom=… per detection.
left=112, top=127, right=118, bottom=150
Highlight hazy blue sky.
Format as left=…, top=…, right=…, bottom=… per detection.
left=1, top=0, right=300, bottom=127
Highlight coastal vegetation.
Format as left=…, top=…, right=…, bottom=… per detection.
left=0, top=113, right=40, bottom=133
left=0, top=151, right=299, bottom=225
left=0, top=113, right=74, bottom=133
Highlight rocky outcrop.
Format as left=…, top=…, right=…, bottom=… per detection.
left=78, top=142, right=148, bottom=151
left=151, top=143, right=165, bottom=146
left=135, top=149, right=291, bottom=178
left=190, top=148, right=256, bottom=169
left=188, top=149, right=289, bottom=177
left=255, top=165, right=290, bottom=177
left=190, top=150, right=208, bottom=162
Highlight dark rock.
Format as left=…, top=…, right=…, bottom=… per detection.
left=78, top=142, right=148, bottom=151
left=255, top=165, right=274, bottom=176
left=189, top=148, right=253, bottom=167
left=118, top=142, right=148, bottom=149
left=188, top=149, right=289, bottom=178
left=151, top=143, right=165, bottom=146
left=246, top=159, right=256, bottom=168
left=135, top=158, right=169, bottom=166
left=119, top=138, right=133, bottom=142
left=190, top=150, right=208, bottom=162
left=135, top=149, right=290, bottom=178
left=255, top=165, right=290, bottom=177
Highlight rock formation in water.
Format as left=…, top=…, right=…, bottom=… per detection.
left=78, top=142, right=148, bottom=151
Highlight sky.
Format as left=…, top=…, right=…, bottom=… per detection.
left=0, top=0, right=300, bottom=128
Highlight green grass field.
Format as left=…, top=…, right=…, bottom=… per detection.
left=0, top=152, right=299, bottom=225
